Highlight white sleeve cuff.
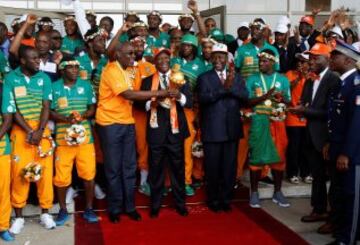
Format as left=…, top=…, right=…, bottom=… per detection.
left=73, top=0, right=91, bottom=38
left=177, top=93, right=187, bottom=107
left=145, top=100, right=152, bottom=111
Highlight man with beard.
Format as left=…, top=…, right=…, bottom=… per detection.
left=246, top=49, right=291, bottom=208
left=289, top=43, right=340, bottom=227
left=146, top=11, right=170, bottom=49
left=141, top=48, right=192, bottom=217
left=51, top=56, right=98, bottom=226
left=95, top=42, right=170, bottom=223
left=129, top=36, right=156, bottom=196
left=171, top=34, right=206, bottom=196
left=6, top=46, right=55, bottom=234
left=61, top=16, right=85, bottom=56
left=296, top=16, right=321, bottom=52
left=76, top=28, right=108, bottom=97
left=197, top=43, right=248, bottom=212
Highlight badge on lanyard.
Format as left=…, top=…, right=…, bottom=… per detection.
left=58, top=97, right=68, bottom=109
left=14, top=86, right=27, bottom=97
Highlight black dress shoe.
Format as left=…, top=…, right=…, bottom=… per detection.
left=207, top=203, right=221, bottom=213
left=176, top=207, right=189, bottom=217
left=222, top=203, right=232, bottom=213
left=150, top=209, right=159, bottom=218
left=127, top=210, right=142, bottom=221
left=109, top=213, right=120, bottom=223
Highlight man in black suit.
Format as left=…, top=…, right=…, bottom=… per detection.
left=289, top=43, right=340, bottom=225
left=140, top=48, right=192, bottom=218
left=197, top=43, right=248, bottom=212
left=285, top=16, right=321, bottom=71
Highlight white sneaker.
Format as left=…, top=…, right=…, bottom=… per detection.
left=304, top=176, right=313, bottom=184
left=10, top=217, right=25, bottom=235
left=40, top=213, right=56, bottom=230
left=289, top=176, right=300, bottom=184
left=94, top=184, right=106, bottom=200
left=66, top=187, right=78, bottom=204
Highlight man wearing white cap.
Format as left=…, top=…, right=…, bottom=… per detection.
left=273, top=23, right=295, bottom=73
left=228, top=22, right=250, bottom=55
left=197, top=43, right=248, bottom=212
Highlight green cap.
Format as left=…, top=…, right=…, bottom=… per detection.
left=181, top=34, right=198, bottom=48
left=209, top=28, right=225, bottom=42
left=224, top=34, right=235, bottom=44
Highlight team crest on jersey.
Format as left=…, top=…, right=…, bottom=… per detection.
left=162, top=39, right=167, bottom=45
left=275, top=81, right=281, bottom=88
left=37, top=79, right=43, bottom=86
left=77, top=87, right=85, bottom=94
left=192, top=64, right=199, bottom=70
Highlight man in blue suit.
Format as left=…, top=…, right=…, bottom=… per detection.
left=326, top=39, right=360, bottom=245
left=197, top=43, right=248, bottom=212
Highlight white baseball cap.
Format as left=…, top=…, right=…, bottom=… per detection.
left=239, top=22, right=249, bottom=29
left=274, top=24, right=288, bottom=34
left=211, top=43, right=228, bottom=53
left=328, top=25, right=344, bottom=39
left=277, top=16, right=291, bottom=26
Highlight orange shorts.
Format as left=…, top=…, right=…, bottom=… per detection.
left=54, top=144, right=96, bottom=187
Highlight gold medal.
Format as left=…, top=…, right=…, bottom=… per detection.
left=264, top=99, right=272, bottom=107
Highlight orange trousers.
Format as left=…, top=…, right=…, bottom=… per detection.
left=11, top=122, right=54, bottom=209
left=184, top=108, right=197, bottom=185
left=134, top=109, right=149, bottom=171
left=0, top=155, right=11, bottom=231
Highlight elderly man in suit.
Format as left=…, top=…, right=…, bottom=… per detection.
left=141, top=48, right=192, bottom=218
left=289, top=43, right=340, bottom=228
left=197, top=43, right=248, bottom=212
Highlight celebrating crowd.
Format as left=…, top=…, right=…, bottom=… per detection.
left=0, top=0, right=360, bottom=244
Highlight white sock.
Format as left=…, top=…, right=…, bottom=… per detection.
left=140, top=169, right=148, bottom=185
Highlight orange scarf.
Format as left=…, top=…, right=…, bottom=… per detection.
left=149, top=72, right=179, bottom=134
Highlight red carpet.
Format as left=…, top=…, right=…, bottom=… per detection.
left=74, top=187, right=308, bottom=245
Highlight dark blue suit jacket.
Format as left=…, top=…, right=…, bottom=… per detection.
left=329, top=70, right=360, bottom=165
left=197, top=69, right=248, bottom=143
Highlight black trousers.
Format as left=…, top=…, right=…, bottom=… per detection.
left=286, top=126, right=310, bottom=178
left=96, top=124, right=137, bottom=215
left=304, top=129, right=328, bottom=214
left=148, top=140, right=185, bottom=211
left=203, top=140, right=238, bottom=206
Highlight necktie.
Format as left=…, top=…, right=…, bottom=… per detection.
left=162, top=74, right=168, bottom=88
left=219, top=72, right=225, bottom=84
left=300, top=37, right=307, bottom=52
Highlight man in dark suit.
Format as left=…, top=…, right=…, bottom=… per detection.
left=197, top=43, right=248, bottom=212
left=140, top=48, right=192, bottom=218
left=285, top=16, right=321, bottom=71
left=289, top=43, right=340, bottom=225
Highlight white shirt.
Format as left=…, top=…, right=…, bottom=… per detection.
left=145, top=71, right=187, bottom=111
left=216, top=69, right=227, bottom=81
left=312, top=67, right=329, bottom=101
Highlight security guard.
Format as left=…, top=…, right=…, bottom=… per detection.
left=327, top=39, right=360, bottom=245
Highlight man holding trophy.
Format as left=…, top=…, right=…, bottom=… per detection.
left=140, top=48, right=192, bottom=218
